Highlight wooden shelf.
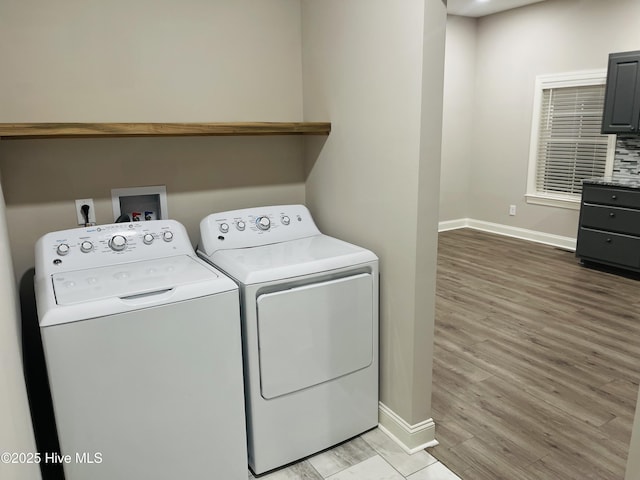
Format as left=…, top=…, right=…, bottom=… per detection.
left=0, top=122, right=331, bottom=140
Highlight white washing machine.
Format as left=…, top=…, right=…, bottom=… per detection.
left=35, top=219, right=247, bottom=480
left=197, top=205, right=379, bottom=475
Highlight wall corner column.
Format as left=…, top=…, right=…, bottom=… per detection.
left=0, top=167, right=41, bottom=480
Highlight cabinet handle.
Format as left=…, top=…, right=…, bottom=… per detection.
left=609, top=212, right=616, bottom=217
left=606, top=238, right=612, bottom=243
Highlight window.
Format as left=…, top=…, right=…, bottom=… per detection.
left=526, top=70, right=616, bottom=209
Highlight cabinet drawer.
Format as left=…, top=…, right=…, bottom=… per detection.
left=582, top=185, right=640, bottom=208
left=577, top=228, right=640, bottom=268
left=581, top=204, right=640, bottom=235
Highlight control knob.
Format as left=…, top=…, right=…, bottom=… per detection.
left=281, top=215, right=290, bottom=225
left=80, top=241, right=93, bottom=253
left=163, top=231, right=174, bottom=242
left=256, top=216, right=271, bottom=231
left=236, top=220, right=246, bottom=231
left=56, top=243, right=70, bottom=256
left=219, top=223, right=230, bottom=234
left=109, top=235, right=127, bottom=252
left=143, top=233, right=154, bottom=245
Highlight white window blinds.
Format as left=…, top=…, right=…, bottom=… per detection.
left=535, top=84, right=609, bottom=196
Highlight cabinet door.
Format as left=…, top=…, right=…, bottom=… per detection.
left=602, top=51, right=640, bottom=134
left=580, top=204, right=640, bottom=236
left=582, top=184, right=640, bottom=208
left=576, top=228, right=640, bottom=269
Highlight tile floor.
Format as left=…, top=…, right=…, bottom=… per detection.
left=248, top=428, right=460, bottom=480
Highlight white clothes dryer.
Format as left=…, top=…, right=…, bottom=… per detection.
left=35, top=220, right=247, bottom=480
left=197, top=205, right=379, bottom=475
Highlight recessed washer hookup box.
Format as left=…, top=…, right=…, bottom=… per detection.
left=111, top=186, right=168, bottom=222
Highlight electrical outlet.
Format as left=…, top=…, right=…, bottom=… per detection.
left=509, top=204, right=517, bottom=216
left=75, top=199, right=96, bottom=225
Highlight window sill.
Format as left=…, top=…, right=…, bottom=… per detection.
left=525, top=193, right=580, bottom=210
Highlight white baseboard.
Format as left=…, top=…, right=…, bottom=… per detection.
left=378, top=402, right=438, bottom=454
left=438, top=218, right=576, bottom=252
left=437, top=218, right=468, bottom=232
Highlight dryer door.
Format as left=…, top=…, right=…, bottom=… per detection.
left=256, top=273, right=373, bottom=399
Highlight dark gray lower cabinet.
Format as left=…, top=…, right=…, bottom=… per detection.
left=576, top=183, right=640, bottom=271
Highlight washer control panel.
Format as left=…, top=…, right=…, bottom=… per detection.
left=36, top=219, right=194, bottom=275
left=198, top=204, right=321, bottom=256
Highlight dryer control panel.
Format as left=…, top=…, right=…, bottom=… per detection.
left=198, top=205, right=321, bottom=256
left=36, top=219, right=194, bottom=275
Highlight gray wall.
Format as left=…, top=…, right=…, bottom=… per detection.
left=1, top=137, right=305, bottom=281
left=0, top=2, right=306, bottom=475
left=0, top=0, right=307, bottom=280
left=627, top=389, right=640, bottom=480
left=440, top=0, right=640, bottom=237
left=440, top=15, right=475, bottom=222
left=302, top=0, right=446, bottom=427
left=0, top=0, right=304, bottom=122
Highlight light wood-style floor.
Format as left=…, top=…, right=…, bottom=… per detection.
left=428, top=228, right=640, bottom=480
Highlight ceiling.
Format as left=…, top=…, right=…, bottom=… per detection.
left=447, top=0, right=547, bottom=17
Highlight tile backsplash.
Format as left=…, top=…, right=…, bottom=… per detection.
left=613, top=135, right=640, bottom=178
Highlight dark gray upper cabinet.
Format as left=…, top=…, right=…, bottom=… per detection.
left=602, top=50, right=640, bottom=134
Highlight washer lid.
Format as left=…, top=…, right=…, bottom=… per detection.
left=52, top=255, right=218, bottom=305
left=209, top=235, right=377, bottom=284
left=37, top=254, right=239, bottom=327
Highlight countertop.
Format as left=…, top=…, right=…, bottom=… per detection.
left=583, top=177, right=640, bottom=189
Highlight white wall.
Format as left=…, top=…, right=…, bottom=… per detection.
left=440, top=0, right=640, bottom=236
left=302, top=0, right=446, bottom=433
left=439, top=15, right=476, bottom=222
left=0, top=176, right=40, bottom=480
